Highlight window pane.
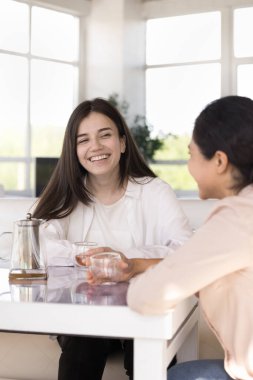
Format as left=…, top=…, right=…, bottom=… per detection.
left=154, top=135, right=190, bottom=161
left=146, top=12, right=221, bottom=65
left=0, top=0, right=29, bottom=53
left=30, top=59, right=77, bottom=157
left=237, top=64, right=253, bottom=99
left=146, top=64, right=221, bottom=143
left=0, top=54, right=28, bottom=156
left=31, top=6, right=79, bottom=61
left=150, top=164, right=197, bottom=192
left=0, top=162, right=26, bottom=191
left=234, top=7, right=253, bottom=57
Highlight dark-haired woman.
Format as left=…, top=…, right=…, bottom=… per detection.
left=125, top=95, right=253, bottom=380
left=33, top=98, right=191, bottom=380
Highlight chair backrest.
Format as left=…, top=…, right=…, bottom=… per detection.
left=179, top=198, right=217, bottom=230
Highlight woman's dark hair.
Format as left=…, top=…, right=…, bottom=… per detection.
left=33, top=98, right=156, bottom=220
left=193, top=95, right=253, bottom=191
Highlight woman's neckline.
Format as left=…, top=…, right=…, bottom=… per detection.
left=86, top=176, right=128, bottom=205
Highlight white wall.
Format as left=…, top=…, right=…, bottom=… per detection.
left=85, top=0, right=125, bottom=99
left=84, top=0, right=146, bottom=120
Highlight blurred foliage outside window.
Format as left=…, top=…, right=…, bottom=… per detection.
left=152, top=134, right=197, bottom=192
left=108, top=93, right=164, bottom=162
left=108, top=93, right=197, bottom=193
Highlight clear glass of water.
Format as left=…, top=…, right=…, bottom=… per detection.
left=72, top=241, right=97, bottom=269
left=89, top=252, right=121, bottom=285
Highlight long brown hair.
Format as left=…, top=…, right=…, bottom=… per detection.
left=33, top=98, right=156, bottom=220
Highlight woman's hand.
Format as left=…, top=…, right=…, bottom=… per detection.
left=86, top=246, right=162, bottom=285
left=75, top=246, right=112, bottom=267
left=85, top=247, right=135, bottom=285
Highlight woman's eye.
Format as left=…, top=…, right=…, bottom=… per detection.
left=100, top=133, right=111, bottom=138
left=77, top=139, right=88, bottom=144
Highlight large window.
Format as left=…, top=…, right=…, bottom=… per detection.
left=235, top=7, right=253, bottom=99
left=0, top=0, right=79, bottom=196
left=146, top=5, right=253, bottom=196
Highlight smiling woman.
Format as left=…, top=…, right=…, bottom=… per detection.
left=32, top=97, right=192, bottom=380
left=33, top=98, right=158, bottom=219
left=76, top=112, right=126, bottom=201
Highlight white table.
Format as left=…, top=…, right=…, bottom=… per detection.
left=0, top=267, right=198, bottom=380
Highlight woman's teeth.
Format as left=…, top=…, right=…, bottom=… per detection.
left=90, top=154, right=109, bottom=162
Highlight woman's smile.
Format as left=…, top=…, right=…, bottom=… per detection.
left=88, top=154, right=110, bottom=162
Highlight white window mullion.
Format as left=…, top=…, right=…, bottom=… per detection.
left=25, top=4, right=32, bottom=196
left=230, top=6, right=238, bottom=95
left=221, top=7, right=234, bottom=96
left=78, top=16, right=86, bottom=103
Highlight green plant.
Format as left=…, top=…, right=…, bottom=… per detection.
left=108, top=93, right=129, bottom=118
left=130, top=115, right=163, bottom=161
left=108, top=93, right=164, bottom=162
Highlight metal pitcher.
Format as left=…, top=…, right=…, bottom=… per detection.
left=9, top=213, right=47, bottom=281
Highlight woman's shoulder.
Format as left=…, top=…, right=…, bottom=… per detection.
left=129, top=176, right=175, bottom=196
left=143, top=176, right=173, bottom=191
left=206, top=187, right=253, bottom=226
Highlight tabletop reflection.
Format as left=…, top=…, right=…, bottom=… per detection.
left=1, top=267, right=128, bottom=306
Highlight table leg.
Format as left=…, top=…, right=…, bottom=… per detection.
left=177, top=320, right=199, bottom=362
left=134, top=338, right=167, bottom=380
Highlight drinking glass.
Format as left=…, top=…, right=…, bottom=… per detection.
left=72, top=241, right=97, bottom=269
left=89, top=252, right=121, bottom=285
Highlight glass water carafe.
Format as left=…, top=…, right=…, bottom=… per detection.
left=9, top=213, right=47, bottom=281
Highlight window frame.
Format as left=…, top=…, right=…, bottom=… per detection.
left=0, top=0, right=86, bottom=197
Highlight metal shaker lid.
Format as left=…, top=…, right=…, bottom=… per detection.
left=17, top=213, right=41, bottom=227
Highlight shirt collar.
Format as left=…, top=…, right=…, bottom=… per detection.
left=125, top=177, right=152, bottom=199
left=84, top=175, right=152, bottom=201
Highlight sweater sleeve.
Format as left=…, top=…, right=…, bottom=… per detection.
left=127, top=204, right=253, bottom=315
left=40, top=219, right=73, bottom=266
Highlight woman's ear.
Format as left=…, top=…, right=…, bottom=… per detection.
left=214, top=151, right=229, bottom=174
